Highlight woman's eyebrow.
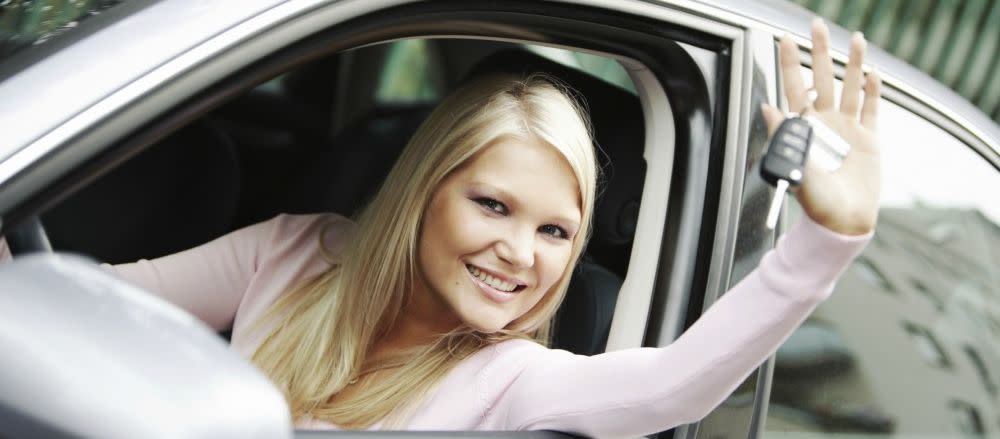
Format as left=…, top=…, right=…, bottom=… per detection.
left=469, top=181, right=515, bottom=201
left=469, top=181, right=581, bottom=227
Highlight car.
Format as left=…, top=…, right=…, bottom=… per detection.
left=0, top=0, right=998, bottom=438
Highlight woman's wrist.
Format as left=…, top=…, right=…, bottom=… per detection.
left=804, top=208, right=878, bottom=237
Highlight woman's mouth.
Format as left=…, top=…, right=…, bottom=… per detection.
left=466, top=264, right=526, bottom=303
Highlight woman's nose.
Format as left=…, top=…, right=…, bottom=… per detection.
left=496, top=228, right=535, bottom=269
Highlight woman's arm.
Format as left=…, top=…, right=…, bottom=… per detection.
left=2, top=213, right=347, bottom=333
left=100, top=218, right=277, bottom=331
left=0, top=237, right=10, bottom=262
left=0, top=217, right=278, bottom=331
left=494, top=216, right=870, bottom=437
left=494, top=19, right=881, bottom=437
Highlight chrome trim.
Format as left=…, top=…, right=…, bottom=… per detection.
left=702, top=27, right=777, bottom=306
left=699, top=26, right=748, bottom=309
left=747, top=356, right=776, bottom=439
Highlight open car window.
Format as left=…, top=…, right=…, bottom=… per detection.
left=40, top=37, right=648, bottom=359
left=523, top=45, right=637, bottom=94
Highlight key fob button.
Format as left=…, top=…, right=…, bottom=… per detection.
left=781, top=133, right=808, bottom=150
left=780, top=146, right=804, bottom=164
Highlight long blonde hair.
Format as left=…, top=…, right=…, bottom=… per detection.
left=251, top=74, right=597, bottom=428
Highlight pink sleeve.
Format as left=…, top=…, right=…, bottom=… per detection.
left=101, top=217, right=278, bottom=331
left=496, top=216, right=872, bottom=437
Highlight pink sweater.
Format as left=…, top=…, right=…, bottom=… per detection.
left=0, top=213, right=870, bottom=437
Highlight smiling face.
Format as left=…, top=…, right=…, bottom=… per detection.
left=414, top=135, right=582, bottom=333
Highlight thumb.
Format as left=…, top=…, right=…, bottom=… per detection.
left=761, top=103, right=784, bottom=137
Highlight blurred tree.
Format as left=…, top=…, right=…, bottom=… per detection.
left=0, top=0, right=119, bottom=58
left=788, top=0, right=1000, bottom=123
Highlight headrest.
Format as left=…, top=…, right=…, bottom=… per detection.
left=465, top=50, right=646, bottom=276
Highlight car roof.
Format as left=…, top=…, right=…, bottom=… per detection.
left=1, top=0, right=997, bottom=163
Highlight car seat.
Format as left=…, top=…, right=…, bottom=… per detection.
left=41, top=120, right=242, bottom=264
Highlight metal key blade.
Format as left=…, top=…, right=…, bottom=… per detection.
left=766, top=179, right=790, bottom=230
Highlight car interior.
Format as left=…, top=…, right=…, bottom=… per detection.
left=37, top=38, right=647, bottom=356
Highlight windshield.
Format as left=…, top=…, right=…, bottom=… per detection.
left=0, top=0, right=127, bottom=58
left=0, top=0, right=156, bottom=80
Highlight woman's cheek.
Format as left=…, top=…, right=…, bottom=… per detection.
left=443, top=203, right=488, bottom=246
left=537, top=246, right=571, bottom=293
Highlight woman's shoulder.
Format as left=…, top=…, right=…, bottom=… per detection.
left=228, top=212, right=356, bottom=349
left=266, top=212, right=354, bottom=234
left=480, top=338, right=571, bottom=373
left=258, top=212, right=355, bottom=263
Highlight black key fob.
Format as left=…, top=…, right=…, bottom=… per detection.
left=761, top=116, right=812, bottom=187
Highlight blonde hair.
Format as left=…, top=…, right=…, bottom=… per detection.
left=251, top=74, right=597, bottom=428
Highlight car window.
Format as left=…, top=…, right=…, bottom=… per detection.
left=373, top=39, right=636, bottom=103
left=524, top=45, right=637, bottom=94
left=375, top=39, right=443, bottom=104
left=765, top=91, right=1000, bottom=438
left=0, top=0, right=126, bottom=59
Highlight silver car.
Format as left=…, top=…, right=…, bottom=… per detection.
left=1, top=1, right=998, bottom=438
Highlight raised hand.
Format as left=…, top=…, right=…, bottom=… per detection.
left=762, top=19, right=882, bottom=236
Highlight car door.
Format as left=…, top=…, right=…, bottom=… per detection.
left=0, top=0, right=778, bottom=437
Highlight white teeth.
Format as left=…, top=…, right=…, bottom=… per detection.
left=467, top=265, right=517, bottom=292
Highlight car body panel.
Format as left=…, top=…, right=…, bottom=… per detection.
left=0, top=254, right=292, bottom=439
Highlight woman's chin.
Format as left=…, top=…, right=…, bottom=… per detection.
left=459, top=311, right=511, bottom=334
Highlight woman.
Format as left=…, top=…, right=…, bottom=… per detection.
left=0, top=21, right=881, bottom=436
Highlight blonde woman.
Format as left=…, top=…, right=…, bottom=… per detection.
left=0, top=21, right=881, bottom=437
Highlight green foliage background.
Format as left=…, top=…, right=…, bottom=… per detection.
left=788, top=0, right=1000, bottom=123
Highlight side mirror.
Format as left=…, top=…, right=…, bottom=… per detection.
left=0, top=254, right=292, bottom=439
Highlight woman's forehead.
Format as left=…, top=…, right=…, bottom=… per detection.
left=459, top=137, right=581, bottom=220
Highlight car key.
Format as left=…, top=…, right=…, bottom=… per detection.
left=762, top=116, right=812, bottom=229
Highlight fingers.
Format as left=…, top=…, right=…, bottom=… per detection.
left=860, top=70, right=881, bottom=130
left=778, top=19, right=879, bottom=131
left=761, top=103, right=785, bottom=136
left=840, top=32, right=867, bottom=117
left=810, top=19, right=836, bottom=111
left=779, top=35, right=809, bottom=112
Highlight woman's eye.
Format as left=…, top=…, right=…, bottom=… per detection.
left=539, top=224, right=569, bottom=239
left=475, top=197, right=507, bottom=215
